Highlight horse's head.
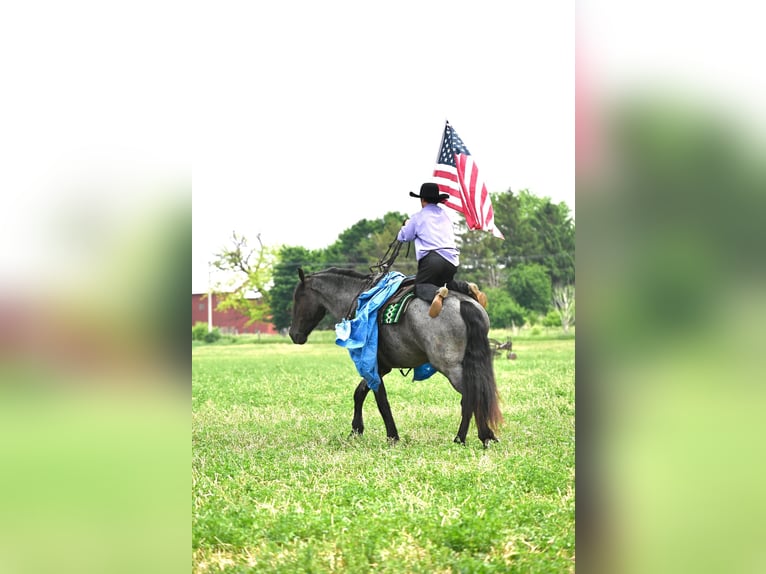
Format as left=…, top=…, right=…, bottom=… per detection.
left=288, top=267, right=327, bottom=344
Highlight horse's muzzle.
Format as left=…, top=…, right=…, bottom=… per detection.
left=288, top=329, right=307, bottom=344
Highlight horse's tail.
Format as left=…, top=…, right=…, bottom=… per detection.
left=460, top=300, right=503, bottom=434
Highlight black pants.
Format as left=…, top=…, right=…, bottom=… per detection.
left=414, top=251, right=471, bottom=301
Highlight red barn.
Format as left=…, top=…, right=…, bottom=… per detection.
left=192, top=293, right=278, bottom=335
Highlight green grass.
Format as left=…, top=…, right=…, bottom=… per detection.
left=192, top=330, right=574, bottom=573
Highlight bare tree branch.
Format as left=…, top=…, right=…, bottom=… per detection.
left=210, top=231, right=277, bottom=324
left=552, top=284, right=575, bottom=333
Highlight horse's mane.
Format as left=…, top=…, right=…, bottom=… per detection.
left=311, top=267, right=370, bottom=280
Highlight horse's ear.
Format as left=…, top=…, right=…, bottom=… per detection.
left=298, top=267, right=305, bottom=283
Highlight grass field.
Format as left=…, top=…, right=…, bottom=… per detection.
left=192, top=330, right=575, bottom=573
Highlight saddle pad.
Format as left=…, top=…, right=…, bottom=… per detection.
left=381, top=291, right=416, bottom=325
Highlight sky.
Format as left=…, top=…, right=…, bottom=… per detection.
left=192, top=2, right=575, bottom=293
left=4, top=2, right=760, bottom=296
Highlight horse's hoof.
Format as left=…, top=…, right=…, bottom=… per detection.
left=387, top=436, right=400, bottom=444
left=453, top=436, right=466, bottom=445
left=349, top=429, right=363, bottom=439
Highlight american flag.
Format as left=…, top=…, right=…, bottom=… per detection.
left=433, top=121, right=504, bottom=239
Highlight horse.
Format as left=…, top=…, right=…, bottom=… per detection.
left=288, top=267, right=503, bottom=447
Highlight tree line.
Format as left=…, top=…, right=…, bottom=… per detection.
left=211, top=188, right=575, bottom=332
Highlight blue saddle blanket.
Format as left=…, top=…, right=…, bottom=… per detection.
left=335, top=272, right=435, bottom=391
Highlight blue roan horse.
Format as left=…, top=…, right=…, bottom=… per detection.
left=288, top=267, right=503, bottom=447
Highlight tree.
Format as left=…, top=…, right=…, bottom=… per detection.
left=455, top=216, right=505, bottom=288
left=533, top=200, right=575, bottom=285
left=214, top=188, right=575, bottom=334
left=489, top=189, right=521, bottom=258
left=321, top=212, right=411, bottom=271
left=552, top=284, right=575, bottom=333
left=211, top=232, right=276, bottom=324
left=265, top=213, right=417, bottom=333
left=484, top=287, right=526, bottom=329
left=270, top=245, right=315, bottom=331
left=491, top=189, right=575, bottom=285
left=507, top=263, right=552, bottom=314
left=322, top=218, right=378, bottom=269
left=362, top=211, right=418, bottom=277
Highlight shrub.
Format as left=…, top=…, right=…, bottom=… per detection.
left=485, top=288, right=527, bottom=329
left=507, top=263, right=552, bottom=314
left=543, top=309, right=561, bottom=328
left=192, top=322, right=208, bottom=341
left=193, top=321, right=221, bottom=343
left=204, top=328, right=221, bottom=343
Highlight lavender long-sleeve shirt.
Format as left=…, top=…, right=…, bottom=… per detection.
left=397, top=203, right=460, bottom=266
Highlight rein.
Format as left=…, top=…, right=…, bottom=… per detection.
left=342, top=237, right=407, bottom=320
left=371, top=238, right=414, bottom=379
left=370, top=238, right=405, bottom=275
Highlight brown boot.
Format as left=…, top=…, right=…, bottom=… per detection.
left=429, top=286, right=449, bottom=318
left=468, top=283, right=488, bottom=308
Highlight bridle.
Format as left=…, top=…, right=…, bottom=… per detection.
left=342, top=238, right=407, bottom=320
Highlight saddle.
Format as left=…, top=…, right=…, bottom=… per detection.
left=378, top=278, right=449, bottom=325
left=379, top=277, right=416, bottom=325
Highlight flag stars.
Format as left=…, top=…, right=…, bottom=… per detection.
left=432, top=121, right=504, bottom=239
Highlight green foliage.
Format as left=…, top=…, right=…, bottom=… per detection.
left=211, top=232, right=277, bottom=325
left=203, top=328, right=221, bottom=343
left=192, top=321, right=221, bottom=343
left=488, top=189, right=575, bottom=285
left=270, top=246, right=316, bottom=331
left=484, top=287, right=526, bottom=329
left=507, top=263, right=552, bottom=314
left=454, top=218, right=505, bottom=288
left=217, top=189, right=574, bottom=333
left=321, top=211, right=415, bottom=275
left=367, top=212, right=418, bottom=277
left=192, top=337, right=574, bottom=572
left=322, top=218, right=378, bottom=268
left=192, top=322, right=208, bottom=341
left=449, top=189, right=574, bottom=292
left=268, top=211, right=418, bottom=332
left=543, top=309, right=562, bottom=328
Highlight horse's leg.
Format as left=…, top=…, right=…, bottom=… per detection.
left=444, top=367, right=474, bottom=445
left=454, top=392, right=473, bottom=445
left=372, top=379, right=400, bottom=442
left=350, top=379, right=370, bottom=437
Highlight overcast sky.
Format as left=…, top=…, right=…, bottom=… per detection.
left=192, top=2, right=575, bottom=292
left=5, top=2, right=759, bottom=296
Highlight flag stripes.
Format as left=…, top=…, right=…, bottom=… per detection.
left=432, top=121, right=504, bottom=239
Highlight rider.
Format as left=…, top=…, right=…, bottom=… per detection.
left=397, top=182, right=488, bottom=317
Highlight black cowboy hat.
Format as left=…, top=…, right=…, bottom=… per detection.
left=409, top=182, right=449, bottom=203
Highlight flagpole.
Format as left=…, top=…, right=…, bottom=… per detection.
left=435, top=118, right=448, bottom=164
left=432, top=119, right=505, bottom=240
left=207, top=261, right=213, bottom=333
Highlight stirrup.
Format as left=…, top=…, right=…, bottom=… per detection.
left=429, top=286, right=449, bottom=318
